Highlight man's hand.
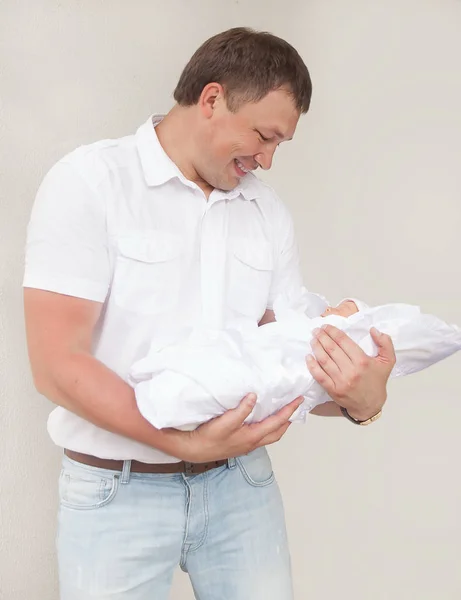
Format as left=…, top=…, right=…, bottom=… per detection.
left=166, top=394, right=304, bottom=463
left=306, top=325, right=396, bottom=421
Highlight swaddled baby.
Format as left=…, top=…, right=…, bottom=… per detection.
left=128, top=289, right=461, bottom=430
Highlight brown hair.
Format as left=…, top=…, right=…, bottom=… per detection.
left=173, top=27, right=312, bottom=113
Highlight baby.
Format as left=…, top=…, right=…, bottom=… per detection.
left=321, top=299, right=359, bottom=318
left=129, top=289, right=461, bottom=431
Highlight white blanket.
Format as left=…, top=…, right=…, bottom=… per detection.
left=129, top=289, right=461, bottom=430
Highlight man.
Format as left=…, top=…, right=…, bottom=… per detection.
left=23, top=27, right=395, bottom=600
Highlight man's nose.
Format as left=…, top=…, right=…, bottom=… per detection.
left=255, top=147, right=276, bottom=171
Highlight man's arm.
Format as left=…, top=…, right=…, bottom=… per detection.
left=24, top=288, right=184, bottom=454
left=310, top=402, right=342, bottom=416
left=25, top=289, right=302, bottom=462
left=258, top=309, right=275, bottom=326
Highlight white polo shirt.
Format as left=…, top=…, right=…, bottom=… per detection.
left=24, top=116, right=303, bottom=463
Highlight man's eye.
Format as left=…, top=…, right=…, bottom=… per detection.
left=256, top=131, right=270, bottom=142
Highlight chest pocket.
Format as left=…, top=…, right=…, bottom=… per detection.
left=227, top=239, right=273, bottom=321
left=112, top=231, right=183, bottom=315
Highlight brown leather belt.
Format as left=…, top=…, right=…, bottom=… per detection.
left=65, top=449, right=228, bottom=476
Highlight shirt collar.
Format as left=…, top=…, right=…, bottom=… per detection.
left=135, top=115, right=183, bottom=187
left=135, top=115, right=260, bottom=201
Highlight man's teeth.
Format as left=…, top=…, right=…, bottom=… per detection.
left=235, top=159, right=249, bottom=173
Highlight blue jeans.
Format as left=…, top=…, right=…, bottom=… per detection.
left=57, top=448, right=293, bottom=599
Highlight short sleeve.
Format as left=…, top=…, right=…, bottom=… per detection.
left=267, top=198, right=304, bottom=309
left=23, top=160, right=111, bottom=302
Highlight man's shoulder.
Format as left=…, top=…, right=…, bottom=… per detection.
left=54, top=131, right=137, bottom=188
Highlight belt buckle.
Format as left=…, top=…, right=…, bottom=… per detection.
left=183, top=460, right=227, bottom=476
left=183, top=461, right=198, bottom=476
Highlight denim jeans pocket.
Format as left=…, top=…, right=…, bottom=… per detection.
left=236, top=447, right=275, bottom=487
left=59, top=465, right=120, bottom=510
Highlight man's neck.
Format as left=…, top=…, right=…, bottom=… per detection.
left=155, top=107, right=213, bottom=197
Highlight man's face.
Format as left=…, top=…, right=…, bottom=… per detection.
left=196, top=88, right=300, bottom=191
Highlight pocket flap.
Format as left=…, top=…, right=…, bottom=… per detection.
left=117, top=231, right=183, bottom=263
left=230, top=240, right=273, bottom=271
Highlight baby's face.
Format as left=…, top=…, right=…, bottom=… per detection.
left=321, top=300, right=359, bottom=318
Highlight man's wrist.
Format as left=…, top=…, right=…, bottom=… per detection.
left=346, top=408, right=378, bottom=421
left=345, top=401, right=385, bottom=422
left=155, top=428, right=195, bottom=462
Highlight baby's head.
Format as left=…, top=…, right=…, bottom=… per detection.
left=321, top=300, right=358, bottom=318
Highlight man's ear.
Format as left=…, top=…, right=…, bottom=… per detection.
left=198, top=83, right=225, bottom=119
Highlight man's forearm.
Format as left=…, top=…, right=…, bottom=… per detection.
left=310, top=401, right=343, bottom=417
left=34, top=351, right=185, bottom=458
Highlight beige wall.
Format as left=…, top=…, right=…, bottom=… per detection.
left=1, top=1, right=460, bottom=598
